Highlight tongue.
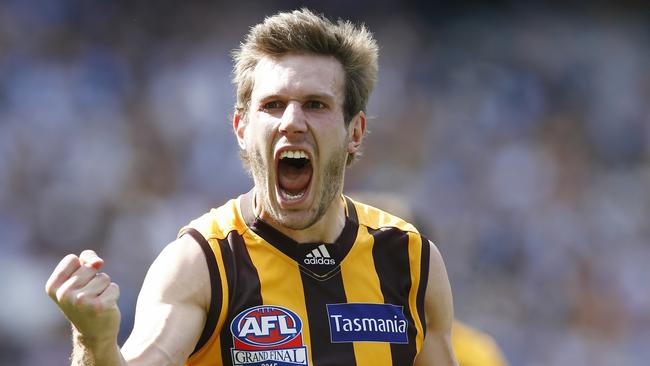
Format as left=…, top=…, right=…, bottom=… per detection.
left=278, top=162, right=312, bottom=193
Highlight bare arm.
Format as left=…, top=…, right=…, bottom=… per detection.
left=121, top=234, right=210, bottom=365
left=46, top=234, right=211, bottom=366
left=413, top=240, right=458, bottom=366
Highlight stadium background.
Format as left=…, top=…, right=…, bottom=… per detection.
left=0, top=0, right=648, bottom=365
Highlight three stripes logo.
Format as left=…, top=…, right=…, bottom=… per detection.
left=303, top=244, right=336, bottom=265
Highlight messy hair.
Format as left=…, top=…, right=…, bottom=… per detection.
left=232, top=8, right=379, bottom=164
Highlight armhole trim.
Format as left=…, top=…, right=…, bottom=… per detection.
left=181, top=227, right=222, bottom=356
left=417, top=234, right=431, bottom=339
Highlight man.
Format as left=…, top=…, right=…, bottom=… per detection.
left=45, top=9, right=457, bottom=366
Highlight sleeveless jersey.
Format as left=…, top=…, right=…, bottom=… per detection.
left=179, top=191, right=430, bottom=366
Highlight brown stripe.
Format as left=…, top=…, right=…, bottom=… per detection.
left=180, top=228, right=222, bottom=355
left=300, top=271, right=357, bottom=365
left=219, top=231, right=263, bottom=365
left=370, top=227, right=418, bottom=366
left=218, top=235, right=236, bottom=312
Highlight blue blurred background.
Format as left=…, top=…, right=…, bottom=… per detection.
left=0, top=1, right=648, bottom=365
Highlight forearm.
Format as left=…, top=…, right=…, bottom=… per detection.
left=71, top=327, right=127, bottom=366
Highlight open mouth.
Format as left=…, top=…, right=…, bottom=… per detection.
left=277, top=150, right=313, bottom=202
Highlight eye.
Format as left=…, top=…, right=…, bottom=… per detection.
left=261, top=101, right=285, bottom=111
left=304, top=100, right=326, bottom=109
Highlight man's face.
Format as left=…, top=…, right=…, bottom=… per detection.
left=235, top=54, right=364, bottom=230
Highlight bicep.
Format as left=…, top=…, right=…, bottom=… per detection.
left=414, top=240, right=458, bottom=366
left=121, top=235, right=211, bottom=366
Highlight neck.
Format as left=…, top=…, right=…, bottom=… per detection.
left=255, top=194, right=347, bottom=244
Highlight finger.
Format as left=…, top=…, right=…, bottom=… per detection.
left=70, top=273, right=114, bottom=310
left=56, top=264, right=100, bottom=302
left=45, top=254, right=81, bottom=300
left=80, top=272, right=112, bottom=297
left=79, top=250, right=104, bottom=270
left=98, top=282, right=120, bottom=306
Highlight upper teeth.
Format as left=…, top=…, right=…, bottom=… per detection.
left=280, top=150, right=309, bottom=159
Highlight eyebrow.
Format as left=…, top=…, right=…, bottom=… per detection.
left=304, top=93, right=337, bottom=102
left=255, top=92, right=338, bottom=103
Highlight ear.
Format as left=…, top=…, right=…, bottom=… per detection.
left=233, top=111, right=247, bottom=149
left=347, top=111, right=366, bottom=154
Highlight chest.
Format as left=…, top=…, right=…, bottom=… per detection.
left=216, top=228, right=424, bottom=366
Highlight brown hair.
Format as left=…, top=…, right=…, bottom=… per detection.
left=233, top=9, right=378, bottom=163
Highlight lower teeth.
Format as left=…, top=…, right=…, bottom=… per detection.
left=281, top=190, right=305, bottom=200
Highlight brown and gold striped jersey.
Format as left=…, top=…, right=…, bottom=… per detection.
left=180, top=191, right=430, bottom=366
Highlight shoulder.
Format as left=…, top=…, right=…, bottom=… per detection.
left=424, top=239, right=450, bottom=296
left=179, top=197, right=245, bottom=241
left=139, top=232, right=212, bottom=310
left=347, top=195, right=419, bottom=233
left=423, top=239, right=454, bottom=330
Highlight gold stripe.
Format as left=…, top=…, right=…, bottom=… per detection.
left=407, top=232, right=425, bottom=355
left=186, top=238, right=230, bottom=366
left=340, top=225, right=392, bottom=366
left=244, top=233, right=314, bottom=366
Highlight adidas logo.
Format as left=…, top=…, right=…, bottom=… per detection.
left=304, top=244, right=336, bottom=265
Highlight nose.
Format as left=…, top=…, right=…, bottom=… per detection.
left=278, top=101, right=307, bottom=136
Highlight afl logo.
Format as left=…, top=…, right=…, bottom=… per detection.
left=231, top=305, right=303, bottom=347
left=230, top=306, right=309, bottom=366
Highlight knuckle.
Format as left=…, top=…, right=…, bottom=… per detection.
left=55, top=286, right=73, bottom=304
left=73, top=291, right=97, bottom=308
left=63, top=253, right=80, bottom=262
left=92, top=300, right=109, bottom=313
left=111, top=282, right=120, bottom=295
left=72, top=292, right=88, bottom=307
left=96, top=272, right=111, bottom=283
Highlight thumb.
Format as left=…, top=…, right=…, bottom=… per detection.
left=79, top=249, right=104, bottom=270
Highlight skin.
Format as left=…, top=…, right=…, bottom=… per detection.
left=414, top=241, right=458, bottom=366
left=234, top=54, right=365, bottom=243
left=45, top=53, right=457, bottom=365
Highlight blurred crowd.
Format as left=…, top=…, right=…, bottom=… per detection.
left=0, top=1, right=648, bottom=365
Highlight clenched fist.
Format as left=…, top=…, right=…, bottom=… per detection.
left=45, top=250, right=121, bottom=346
